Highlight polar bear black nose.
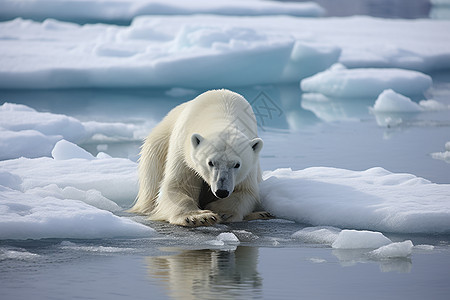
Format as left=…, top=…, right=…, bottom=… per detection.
left=215, top=189, right=229, bottom=199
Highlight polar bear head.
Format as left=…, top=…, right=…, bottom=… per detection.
left=190, top=131, right=263, bottom=199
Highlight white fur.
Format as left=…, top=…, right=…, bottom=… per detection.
left=129, top=89, right=263, bottom=226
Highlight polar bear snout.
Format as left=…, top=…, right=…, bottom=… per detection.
left=215, top=189, right=230, bottom=199
left=211, top=168, right=235, bottom=199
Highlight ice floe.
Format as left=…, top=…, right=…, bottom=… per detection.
left=301, top=64, right=432, bottom=98
left=0, top=0, right=325, bottom=23
left=1, top=15, right=449, bottom=89
left=0, top=102, right=147, bottom=160
left=261, top=167, right=450, bottom=234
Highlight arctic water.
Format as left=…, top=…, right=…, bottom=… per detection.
left=1, top=1, right=450, bottom=300
left=1, top=73, right=450, bottom=299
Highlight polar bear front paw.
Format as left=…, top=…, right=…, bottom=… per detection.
left=243, top=211, right=276, bottom=221
left=173, top=210, right=220, bottom=227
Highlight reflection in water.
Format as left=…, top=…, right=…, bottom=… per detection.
left=301, top=93, right=374, bottom=123
left=146, top=247, right=262, bottom=300
left=332, top=249, right=412, bottom=273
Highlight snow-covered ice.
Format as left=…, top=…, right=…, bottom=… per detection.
left=0, top=0, right=325, bottom=23
left=0, top=138, right=154, bottom=239
left=0, top=102, right=148, bottom=160
left=261, top=168, right=450, bottom=234
left=1, top=139, right=450, bottom=240
left=301, top=64, right=432, bottom=98
left=1, top=15, right=450, bottom=89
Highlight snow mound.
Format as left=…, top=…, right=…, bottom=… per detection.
left=0, top=0, right=324, bottom=23
left=369, top=240, right=414, bottom=258
left=372, top=89, right=423, bottom=112
left=300, top=64, right=432, bottom=98
left=0, top=102, right=147, bottom=160
left=261, top=167, right=450, bottom=234
left=332, top=230, right=392, bottom=249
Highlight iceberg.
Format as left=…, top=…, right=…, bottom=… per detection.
left=0, top=0, right=325, bottom=23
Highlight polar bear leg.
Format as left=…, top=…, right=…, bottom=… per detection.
left=243, top=211, right=276, bottom=221
left=152, top=167, right=220, bottom=227
left=205, top=189, right=258, bottom=222
left=129, top=121, right=173, bottom=215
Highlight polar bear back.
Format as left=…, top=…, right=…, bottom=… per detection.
left=174, top=89, right=259, bottom=144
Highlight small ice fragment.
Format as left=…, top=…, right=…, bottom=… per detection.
left=216, top=232, right=240, bottom=244
left=309, top=258, right=327, bottom=263
left=372, top=89, right=422, bottom=112
left=332, top=230, right=392, bottom=249
left=414, top=244, right=435, bottom=251
left=370, top=240, right=414, bottom=258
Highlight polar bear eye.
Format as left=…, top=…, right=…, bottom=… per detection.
left=208, top=161, right=214, bottom=167
left=234, top=163, right=240, bottom=169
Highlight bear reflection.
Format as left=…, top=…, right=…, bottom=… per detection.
left=146, top=246, right=262, bottom=299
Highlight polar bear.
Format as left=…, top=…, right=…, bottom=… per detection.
left=129, top=89, right=270, bottom=226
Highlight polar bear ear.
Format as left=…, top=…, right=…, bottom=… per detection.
left=250, top=138, right=263, bottom=154
left=191, top=133, right=204, bottom=149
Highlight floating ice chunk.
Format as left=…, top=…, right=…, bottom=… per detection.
left=419, top=99, right=450, bottom=111
left=414, top=244, right=435, bottom=251
left=431, top=141, right=450, bottom=163
left=332, top=230, right=392, bottom=249
left=372, top=89, right=423, bottom=112
left=260, top=167, right=450, bottom=234
left=0, top=248, right=40, bottom=261
left=300, top=65, right=432, bottom=98
left=0, top=102, right=86, bottom=143
left=292, top=226, right=341, bottom=245
left=165, top=87, right=197, bottom=97
left=216, top=232, right=240, bottom=244
left=0, top=102, right=148, bottom=159
left=370, top=240, right=414, bottom=258
left=52, top=140, right=95, bottom=160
